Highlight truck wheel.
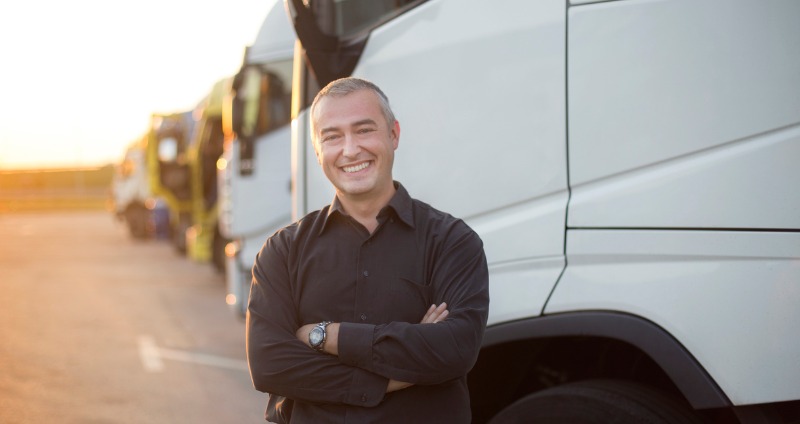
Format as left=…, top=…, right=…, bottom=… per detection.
left=125, top=205, right=148, bottom=239
left=488, top=379, right=704, bottom=424
left=172, top=218, right=189, bottom=254
left=212, top=227, right=228, bottom=274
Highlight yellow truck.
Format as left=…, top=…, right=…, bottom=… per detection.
left=145, top=110, right=194, bottom=251
left=146, top=77, right=232, bottom=271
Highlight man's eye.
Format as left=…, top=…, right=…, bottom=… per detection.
left=357, top=128, right=376, bottom=134
left=322, top=135, right=341, bottom=143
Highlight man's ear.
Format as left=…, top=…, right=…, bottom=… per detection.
left=391, top=120, right=400, bottom=150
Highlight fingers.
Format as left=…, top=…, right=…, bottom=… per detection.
left=421, top=302, right=448, bottom=324
left=421, top=304, right=436, bottom=323
left=434, top=309, right=449, bottom=323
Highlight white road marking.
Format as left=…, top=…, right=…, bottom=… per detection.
left=138, top=335, right=164, bottom=372
left=137, top=335, right=248, bottom=373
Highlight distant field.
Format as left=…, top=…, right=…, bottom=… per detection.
left=0, top=166, right=114, bottom=213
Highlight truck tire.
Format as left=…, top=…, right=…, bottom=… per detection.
left=172, top=217, right=189, bottom=254
left=488, top=379, right=704, bottom=424
left=212, top=226, right=228, bottom=274
left=125, top=204, right=148, bottom=239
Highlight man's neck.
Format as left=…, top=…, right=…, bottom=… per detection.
left=338, top=185, right=396, bottom=234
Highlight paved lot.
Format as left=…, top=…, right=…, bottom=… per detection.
left=0, top=211, right=268, bottom=423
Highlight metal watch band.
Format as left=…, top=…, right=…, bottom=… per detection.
left=311, top=321, right=332, bottom=352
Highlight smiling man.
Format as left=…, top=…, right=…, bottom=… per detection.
left=246, top=77, right=489, bottom=424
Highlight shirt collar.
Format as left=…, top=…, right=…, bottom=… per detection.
left=320, top=181, right=415, bottom=235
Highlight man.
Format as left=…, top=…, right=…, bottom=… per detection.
left=246, top=77, right=489, bottom=423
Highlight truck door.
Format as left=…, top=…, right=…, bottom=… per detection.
left=288, top=0, right=569, bottom=323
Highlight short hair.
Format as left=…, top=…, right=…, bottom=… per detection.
left=310, top=77, right=396, bottom=144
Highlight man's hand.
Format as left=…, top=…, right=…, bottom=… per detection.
left=420, top=302, right=449, bottom=324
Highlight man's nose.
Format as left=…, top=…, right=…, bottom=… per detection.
left=342, top=133, right=360, bottom=157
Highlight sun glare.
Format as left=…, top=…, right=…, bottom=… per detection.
left=0, top=0, right=277, bottom=171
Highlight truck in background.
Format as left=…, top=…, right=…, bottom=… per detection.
left=217, top=2, right=295, bottom=317
left=147, top=78, right=232, bottom=272
left=146, top=110, right=196, bottom=252
left=285, top=0, right=800, bottom=422
left=185, top=77, right=232, bottom=271
left=110, top=136, right=160, bottom=239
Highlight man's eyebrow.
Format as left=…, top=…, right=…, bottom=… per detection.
left=319, top=119, right=378, bottom=135
left=352, top=119, right=378, bottom=127
left=319, top=126, right=339, bottom=135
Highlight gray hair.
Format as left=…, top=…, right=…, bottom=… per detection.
left=310, top=77, right=396, bottom=144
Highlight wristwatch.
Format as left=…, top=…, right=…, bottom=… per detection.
left=309, top=321, right=332, bottom=352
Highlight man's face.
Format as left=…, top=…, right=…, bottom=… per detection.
left=313, top=89, right=400, bottom=202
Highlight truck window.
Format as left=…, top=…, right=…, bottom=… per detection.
left=311, top=0, right=424, bottom=38
left=288, top=0, right=428, bottom=88
left=237, top=60, right=292, bottom=140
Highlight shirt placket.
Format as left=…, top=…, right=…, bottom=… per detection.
left=353, top=215, right=391, bottom=325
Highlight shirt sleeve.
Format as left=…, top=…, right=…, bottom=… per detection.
left=246, top=231, right=389, bottom=407
left=338, top=223, right=490, bottom=386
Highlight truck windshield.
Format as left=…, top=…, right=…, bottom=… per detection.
left=309, top=0, right=424, bottom=39
left=291, top=0, right=424, bottom=40
left=288, top=0, right=426, bottom=85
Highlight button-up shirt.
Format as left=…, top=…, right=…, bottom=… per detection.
left=247, top=182, right=489, bottom=423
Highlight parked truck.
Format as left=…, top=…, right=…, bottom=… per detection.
left=147, top=78, right=232, bottom=271
left=110, top=136, right=155, bottom=238
left=146, top=110, right=196, bottom=252
left=285, top=0, right=800, bottom=422
left=217, top=2, right=295, bottom=316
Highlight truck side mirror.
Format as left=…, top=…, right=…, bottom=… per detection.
left=231, top=70, right=245, bottom=137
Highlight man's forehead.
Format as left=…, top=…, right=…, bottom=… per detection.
left=319, top=89, right=378, bottom=109
left=316, top=91, right=382, bottom=126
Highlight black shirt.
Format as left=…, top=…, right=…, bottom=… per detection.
left=247, top=183, right=489, bottom=423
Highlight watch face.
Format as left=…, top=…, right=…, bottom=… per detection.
left=309, top=327, right=324, bottom=346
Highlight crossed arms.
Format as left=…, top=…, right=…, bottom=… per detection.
left=246, top=225, right=489, bottom=408
left=294, top=302, right=450, bottom=393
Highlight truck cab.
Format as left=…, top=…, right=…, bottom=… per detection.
left=146, top=110, right=195, bottom=251
left=217, top=2, right=295, bottom=316
left=147, top=78, right=232, bottom=272
left=111, top=137, right=154, bottom=239
left=285, top=0, right=800, bottom=422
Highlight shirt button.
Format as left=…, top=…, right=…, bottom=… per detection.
left=361, top=394, right=367, bottom=402
left=360, top=313, right=367, bottom=321
left=362, top=270, right=369, bottom=277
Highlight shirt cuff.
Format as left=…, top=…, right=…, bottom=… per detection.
left=338, top=322, right=375, bottom=370
left=345, top=368, right=387, bottom=407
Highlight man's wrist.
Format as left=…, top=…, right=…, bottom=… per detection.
left=309, top=321, right=332, bottom=352
left=325, top=323, right=339, bottom=356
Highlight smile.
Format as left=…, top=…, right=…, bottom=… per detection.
left=342, top=162, right=370, bottom=173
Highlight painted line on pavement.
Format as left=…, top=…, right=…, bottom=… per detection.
left=137, top=335, right=248, bottom=373
left=138, top=335, right=164, bottom=372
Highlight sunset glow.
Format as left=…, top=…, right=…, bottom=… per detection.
left=0, top=0, right=279, bottom=170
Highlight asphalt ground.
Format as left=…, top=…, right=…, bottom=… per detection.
left=0, top=211, right=269, bottom=423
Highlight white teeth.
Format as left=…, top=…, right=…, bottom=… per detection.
left=343, top=162, right=370, bottom=173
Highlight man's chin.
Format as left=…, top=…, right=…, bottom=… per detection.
left=335, top=182, right=373, bottom=197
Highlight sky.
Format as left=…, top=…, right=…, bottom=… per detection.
left=0, top=0, right=280, bottom=170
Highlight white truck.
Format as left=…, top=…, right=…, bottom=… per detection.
left=111, top=137, right=153, bottom=238
left=217, top=2, right=295, bottom=317
left=285, top=0, right=800, bottom=422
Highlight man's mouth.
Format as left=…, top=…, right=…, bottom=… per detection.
left=342, top=162, right=370, bottom=173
